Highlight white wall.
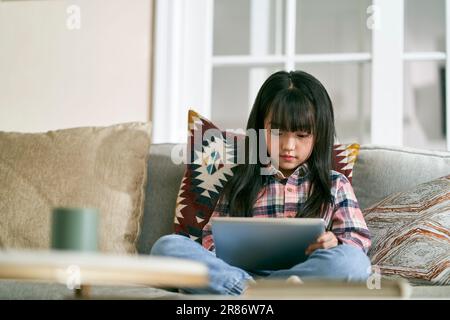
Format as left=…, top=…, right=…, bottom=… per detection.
left=0, top=0, right=153, bottom=133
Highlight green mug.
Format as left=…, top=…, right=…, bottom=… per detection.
left=51, top=207, right=99, bottom=252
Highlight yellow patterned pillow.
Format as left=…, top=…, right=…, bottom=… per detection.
left=332, top=143, right=360, bottom=183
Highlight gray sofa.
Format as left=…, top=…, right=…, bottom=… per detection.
left=1, top=143, right=449, bottom=299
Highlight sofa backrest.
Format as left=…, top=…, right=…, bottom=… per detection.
left=137, top=143, right=450, bottom=254
left=353, top=145, right=450, bottom=209
left=138, top=144, right=185, bottom=254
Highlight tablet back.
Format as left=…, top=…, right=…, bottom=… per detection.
left=211, top=217, right=326, bottom=270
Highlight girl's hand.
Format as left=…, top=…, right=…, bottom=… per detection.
left=305, top=231, right=338, bottom=255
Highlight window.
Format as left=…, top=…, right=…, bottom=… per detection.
left=404, top=0, right=447, bottom=150
left=152, top=0, right=450, bottom=152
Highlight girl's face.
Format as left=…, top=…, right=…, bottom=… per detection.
left=264, top=117, right=314, bottom=177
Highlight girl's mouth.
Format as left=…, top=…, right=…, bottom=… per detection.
left=280, top=155, right=296, bottom=161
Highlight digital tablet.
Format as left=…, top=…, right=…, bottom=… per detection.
left=211, top=217, right=326, bottom=270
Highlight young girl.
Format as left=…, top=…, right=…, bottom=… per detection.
left=151, top=70, right=372, bottom=295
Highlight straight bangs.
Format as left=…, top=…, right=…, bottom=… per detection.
left=266, top=89, right=316, bottom=135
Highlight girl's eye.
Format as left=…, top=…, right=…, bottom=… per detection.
left=297, top=133, right=310, bottom=138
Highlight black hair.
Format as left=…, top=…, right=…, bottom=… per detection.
left=222, top=70, right=335, bottom=218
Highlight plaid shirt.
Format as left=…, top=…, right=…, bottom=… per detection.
left=202, top=163, right=371, bottom=254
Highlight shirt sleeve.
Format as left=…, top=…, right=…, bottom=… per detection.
left=330, top=175, right=372, bottom=253
left=202, top=198, right=230, bottom=252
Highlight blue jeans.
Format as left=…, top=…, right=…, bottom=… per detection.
left=150, top=234, right=372, bottom=295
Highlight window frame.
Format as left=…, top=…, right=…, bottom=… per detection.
left=152, top=0, right=450, bottom=151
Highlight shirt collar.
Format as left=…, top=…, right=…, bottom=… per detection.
left=264, top=162, right=309, bottom=180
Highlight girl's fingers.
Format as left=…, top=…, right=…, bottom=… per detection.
left=322, top=239, right=337, bottom=249
left=305, top=244, right=315, bottom=255
left=316, top=233, right=326, bottom=243
left=305, top=242, right=325, bottom=254
left=306, top=236, right=338, bottom=254
left=317, top=232, right=333, bottom=243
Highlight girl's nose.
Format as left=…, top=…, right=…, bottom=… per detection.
left=282, top=135, right=296, bottom=150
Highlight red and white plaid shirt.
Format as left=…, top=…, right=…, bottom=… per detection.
left=202, top=163, right=371, bottom=254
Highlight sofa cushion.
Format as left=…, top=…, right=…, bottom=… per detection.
left=0, top=123, right=151, bottom=254
left=173, top=110, right=361, bottom=243
left=353, top=145, right=450, bottom=210
left=364, top=175, right=450, bottom=285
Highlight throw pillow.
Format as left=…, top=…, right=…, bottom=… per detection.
left=332, top=143, right=359, bottom=183
left=364, top=175, right=450, bottom=285
left=174, top=110, right=361, bottom=243
left=173, top=110, right=240, bottom=241
left=0, top=122, right=152, bottom=254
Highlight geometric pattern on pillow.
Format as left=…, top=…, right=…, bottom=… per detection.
left=363, top=175, right=450, bottom=285
left=332, top=143, right=359, bottom=183
left=174, top=109, right=361, bottom=243
left=173, top=110, right=240, bottom=242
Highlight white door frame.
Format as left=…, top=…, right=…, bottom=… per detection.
left=152, top=0, right=213, bottom=144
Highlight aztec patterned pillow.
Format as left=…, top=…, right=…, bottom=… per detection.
left=364, top=175, right=450, bottom=285
left=174, top=110, right=360, bottom=242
